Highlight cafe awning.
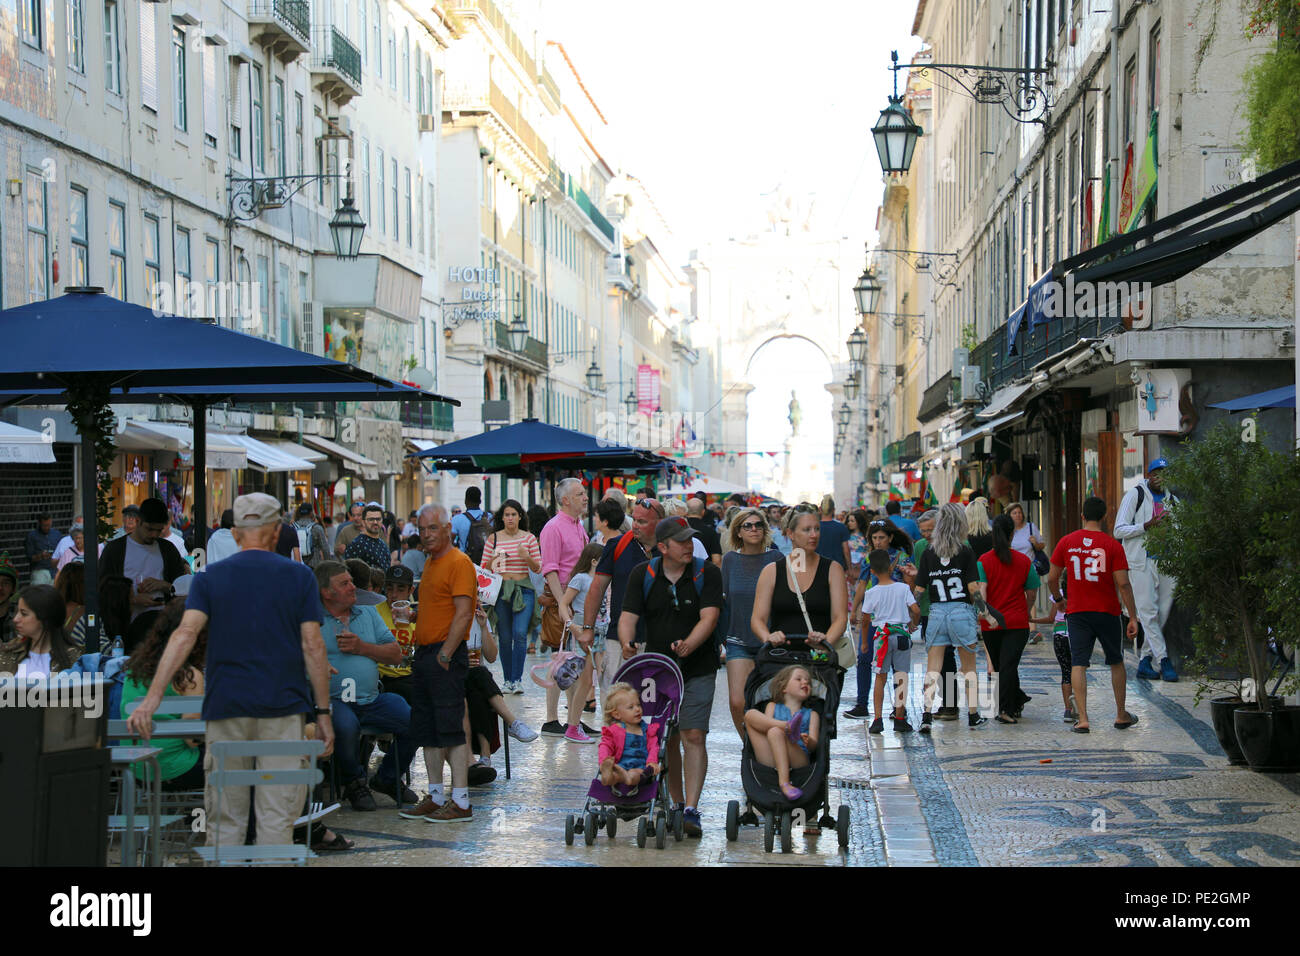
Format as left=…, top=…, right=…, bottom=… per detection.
left=976, top=382, right=1036, bottom=420
left=0, top=421, right=56, bottom=463
left=301, top=434, right=380, bottom=480
left=1206, top=384, right=1296, bottom=412
left=954, top=411, right=1024, bottom=450
left=116, top=421, right=248, bottom=470
left=220, top=434, right=316, bottom=472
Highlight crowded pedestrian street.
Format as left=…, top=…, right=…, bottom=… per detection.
left=3, top=0, right=1300, bottom=913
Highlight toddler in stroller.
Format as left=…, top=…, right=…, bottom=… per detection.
left=564, top=653, right=685, bottom=849
left=743, top=665, right=820, bottom=801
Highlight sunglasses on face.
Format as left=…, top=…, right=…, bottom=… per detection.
left=739, top=522, right=764, bottom=531
left=869, top=520, right=888, bottom=529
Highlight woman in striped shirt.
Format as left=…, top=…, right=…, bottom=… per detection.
left=481, top=499, right=543, bottom=694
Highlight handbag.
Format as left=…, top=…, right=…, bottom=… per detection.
left=787, top=558, right=855, bottom=670
left=1029, top=524, right=1050, bottom=576
left=539, top=588, right=565, bottom=650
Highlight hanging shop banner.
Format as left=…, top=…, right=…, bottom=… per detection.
left=637, top=365, right=660, bottom=414
left=889, top=472, right=908, bottom=500
left=1134, top=368, right=1191, bottom=434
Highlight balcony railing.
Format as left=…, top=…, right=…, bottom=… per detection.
left=249, top=0, right=311, bottom=45
left=970, top=307, right=1128, bottom=393
left=454, top=0, right=537, bottom=79
left=494, top=320, right=548, bottom=367
left=401, top=403, right=455, bottom=432
left=546, top=158, right=616, bottom=245
left=311, top=26, right=361, bottom=94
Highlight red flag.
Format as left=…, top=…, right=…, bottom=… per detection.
left=1117, top=142, right=1135, bottom=232
left=1081, top=181, right=1094, bottom=252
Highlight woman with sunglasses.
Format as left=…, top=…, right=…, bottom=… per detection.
left=720, top=508, right=783, bottom=740
left=750, top=506, right=848, bottom=657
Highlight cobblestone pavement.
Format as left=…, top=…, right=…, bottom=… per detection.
left=304, top=638, right=1300, bottom=866
left=875, top=638, right=1300, bottom=867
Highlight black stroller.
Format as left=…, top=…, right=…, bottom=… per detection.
left=726, top=637, right=849, bottom=853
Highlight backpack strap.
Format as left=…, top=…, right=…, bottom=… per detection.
left=642, top=556, right=662, bottom=602
left=1135, top=484, right=1145, bottom=510
left=612, top=530, right=637, bottom=562
left=691, top=555, right=706, bottom=591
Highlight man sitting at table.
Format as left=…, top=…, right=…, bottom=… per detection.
left=316, top=560, right=418, bottom=811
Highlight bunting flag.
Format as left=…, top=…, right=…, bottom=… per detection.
left=1123, top=111, right=1159, bottom=234
left=1081, top=180, right=1095, bottom=252
left=1096, top=165, right=1112, bottom=245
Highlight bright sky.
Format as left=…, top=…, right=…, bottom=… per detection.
left=534, top=0, right=923, bottom=489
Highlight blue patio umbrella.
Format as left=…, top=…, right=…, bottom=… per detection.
left=410, top=417, right=669, bottom=477
left=0, top=287, right=458, bottom=649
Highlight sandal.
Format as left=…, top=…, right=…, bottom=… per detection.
left=994, top=713, right=1018, bottom=724
left=1071, top=724, right=1090, bottom=734
left=1114, top=713, right=1139, bottom=730
left=311, top=830, right=354, bottom=852
left=780, top=782, right=803, bottom=801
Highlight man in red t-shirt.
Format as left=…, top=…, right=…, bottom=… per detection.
left=1048, top=497, right=1140, bottom=733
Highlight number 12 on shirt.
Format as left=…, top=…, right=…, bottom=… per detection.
left=1069, top=551, right=1105, bottom=583
left=932, top=578, right=966, bottom=601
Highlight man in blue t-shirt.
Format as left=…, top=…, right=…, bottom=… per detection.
left=451, top=486, right=488, bottom=552
left=126, top=493, right=334, bottom=853
left=576, top=498, right=665, bottom=695
left=316, top=560, right=417, bottom=811
left=885, top=500, right=922, bottom=543
left=817, top=495, right=851, bottom=569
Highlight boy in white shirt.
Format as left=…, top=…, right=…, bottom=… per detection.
left=860, top=550, right=921, bottom=734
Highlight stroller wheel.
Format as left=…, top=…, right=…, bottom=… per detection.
left=636, top=816, right=648, bottom=849
left=564, top=814, right=575, bottom=846
left=780, top=811, right=794, bottom=854
left=655, top=815, right=667, bottom=850
left=606, top=813, right=617, bottom=839
left=837, top=805, right=851, bottom=848
left=673, top=808, right=684, bottom=842
left=763, top=813, right=775, bottom=853
left=584, top=811, right=598, bottom=846
left=725, top=801, right=740, bottom=842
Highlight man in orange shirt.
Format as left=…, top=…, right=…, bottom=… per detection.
left=399, top=504, right=478, bottom=823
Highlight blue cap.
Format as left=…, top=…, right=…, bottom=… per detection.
left=1148, top=457, right=1169, bottom=472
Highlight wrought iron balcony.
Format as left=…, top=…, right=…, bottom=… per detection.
left=310, top=26, right=361, bottom=104
left=969, top=307, right=1128, bottom=394
left=494, top=320, right=548, bottom=368
left=401, top=402, right=455, bottom=432
left=248, top=0, right=311, bottom=61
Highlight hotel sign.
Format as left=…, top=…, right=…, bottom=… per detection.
left=445, top=265, right=502, bottom=323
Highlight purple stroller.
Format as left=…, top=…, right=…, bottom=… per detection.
left=564, top=653, right=685, bottom=850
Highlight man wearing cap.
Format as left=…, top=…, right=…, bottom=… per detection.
left=112, top=504, right=142, bottom=540
left=127, top=493, right=334, bottom=854
left=1114, top=458, right=1181, bottom=681
left=316, top=559, right=417, bottom=811
left=98, top=497, right=189, bottom=619
left=375, top=564, right=418, bottom=704
left=618, top=516, right=723, bottom=838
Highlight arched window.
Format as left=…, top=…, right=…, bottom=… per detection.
left=499, top=373, right=509, bottom=411
left=483, top=371, right=492, bottom=400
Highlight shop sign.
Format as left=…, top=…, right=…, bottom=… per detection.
left=1134, top=368, right=1191, bottom=434
left=445, top=265, right=502, bottom=324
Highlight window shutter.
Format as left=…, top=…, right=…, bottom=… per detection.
left=203, top=47, right=219, bottom=142
left=139, top=5, right=158, bottom=111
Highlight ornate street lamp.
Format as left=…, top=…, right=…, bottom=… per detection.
left=328, top=195, right=366, bottom=260
left=843, top=371, right=860, bottom=403
left=873, top=53, right=923, bottom=174
left=624, top=388, right=638, bottom=415
left=838, top=402, right=853, bottom=428
left=846, top=326, right=869, bottom=364
left=507, top=313, right=529, bottom=352
left=584, top=348, right=604, bottom=392
left=852, top=268, right=882, bottom=317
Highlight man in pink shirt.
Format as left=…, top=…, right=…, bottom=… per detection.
left=538, top=477, right=596, bottom=742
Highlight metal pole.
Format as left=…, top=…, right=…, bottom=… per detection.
left=80, top=429, right=101, bottom=653
left=193, top=401, right=207, bottom=565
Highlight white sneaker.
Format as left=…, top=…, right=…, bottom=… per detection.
left=508, top=719, right=539, bottom=742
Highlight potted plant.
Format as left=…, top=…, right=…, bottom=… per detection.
left=1146, top=422, right=1300, bottom=772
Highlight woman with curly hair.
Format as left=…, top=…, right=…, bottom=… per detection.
left=122, top=598, right=207, bottom=790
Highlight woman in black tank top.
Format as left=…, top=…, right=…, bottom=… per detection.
left=750, top=506, right=848, bottom=649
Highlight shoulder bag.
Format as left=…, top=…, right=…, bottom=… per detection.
left=1029, top=523, right=1050, bottom=576
left=787, top=557, right=856, bottom=670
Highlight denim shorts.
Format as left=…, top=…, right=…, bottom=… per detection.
left=924, top=601, right=979, bottom=649
left=724, top=637, right=759, bottom=662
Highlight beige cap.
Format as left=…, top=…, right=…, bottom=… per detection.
left=233, top=492, right=282, bottom=528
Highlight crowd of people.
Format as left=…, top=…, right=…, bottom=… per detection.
left=1, top=458, right=1181, bottom=852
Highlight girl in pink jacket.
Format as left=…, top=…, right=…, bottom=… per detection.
left=598, top=683, right=661, bottom=788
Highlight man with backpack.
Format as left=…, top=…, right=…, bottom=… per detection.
left=451, top=486, right=493, bottom=564
left=1113, top=458, right=1180, bottom=682
left=618, top=516, right=723, bottom=839
left=294, top=503, right=329, bottom=569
